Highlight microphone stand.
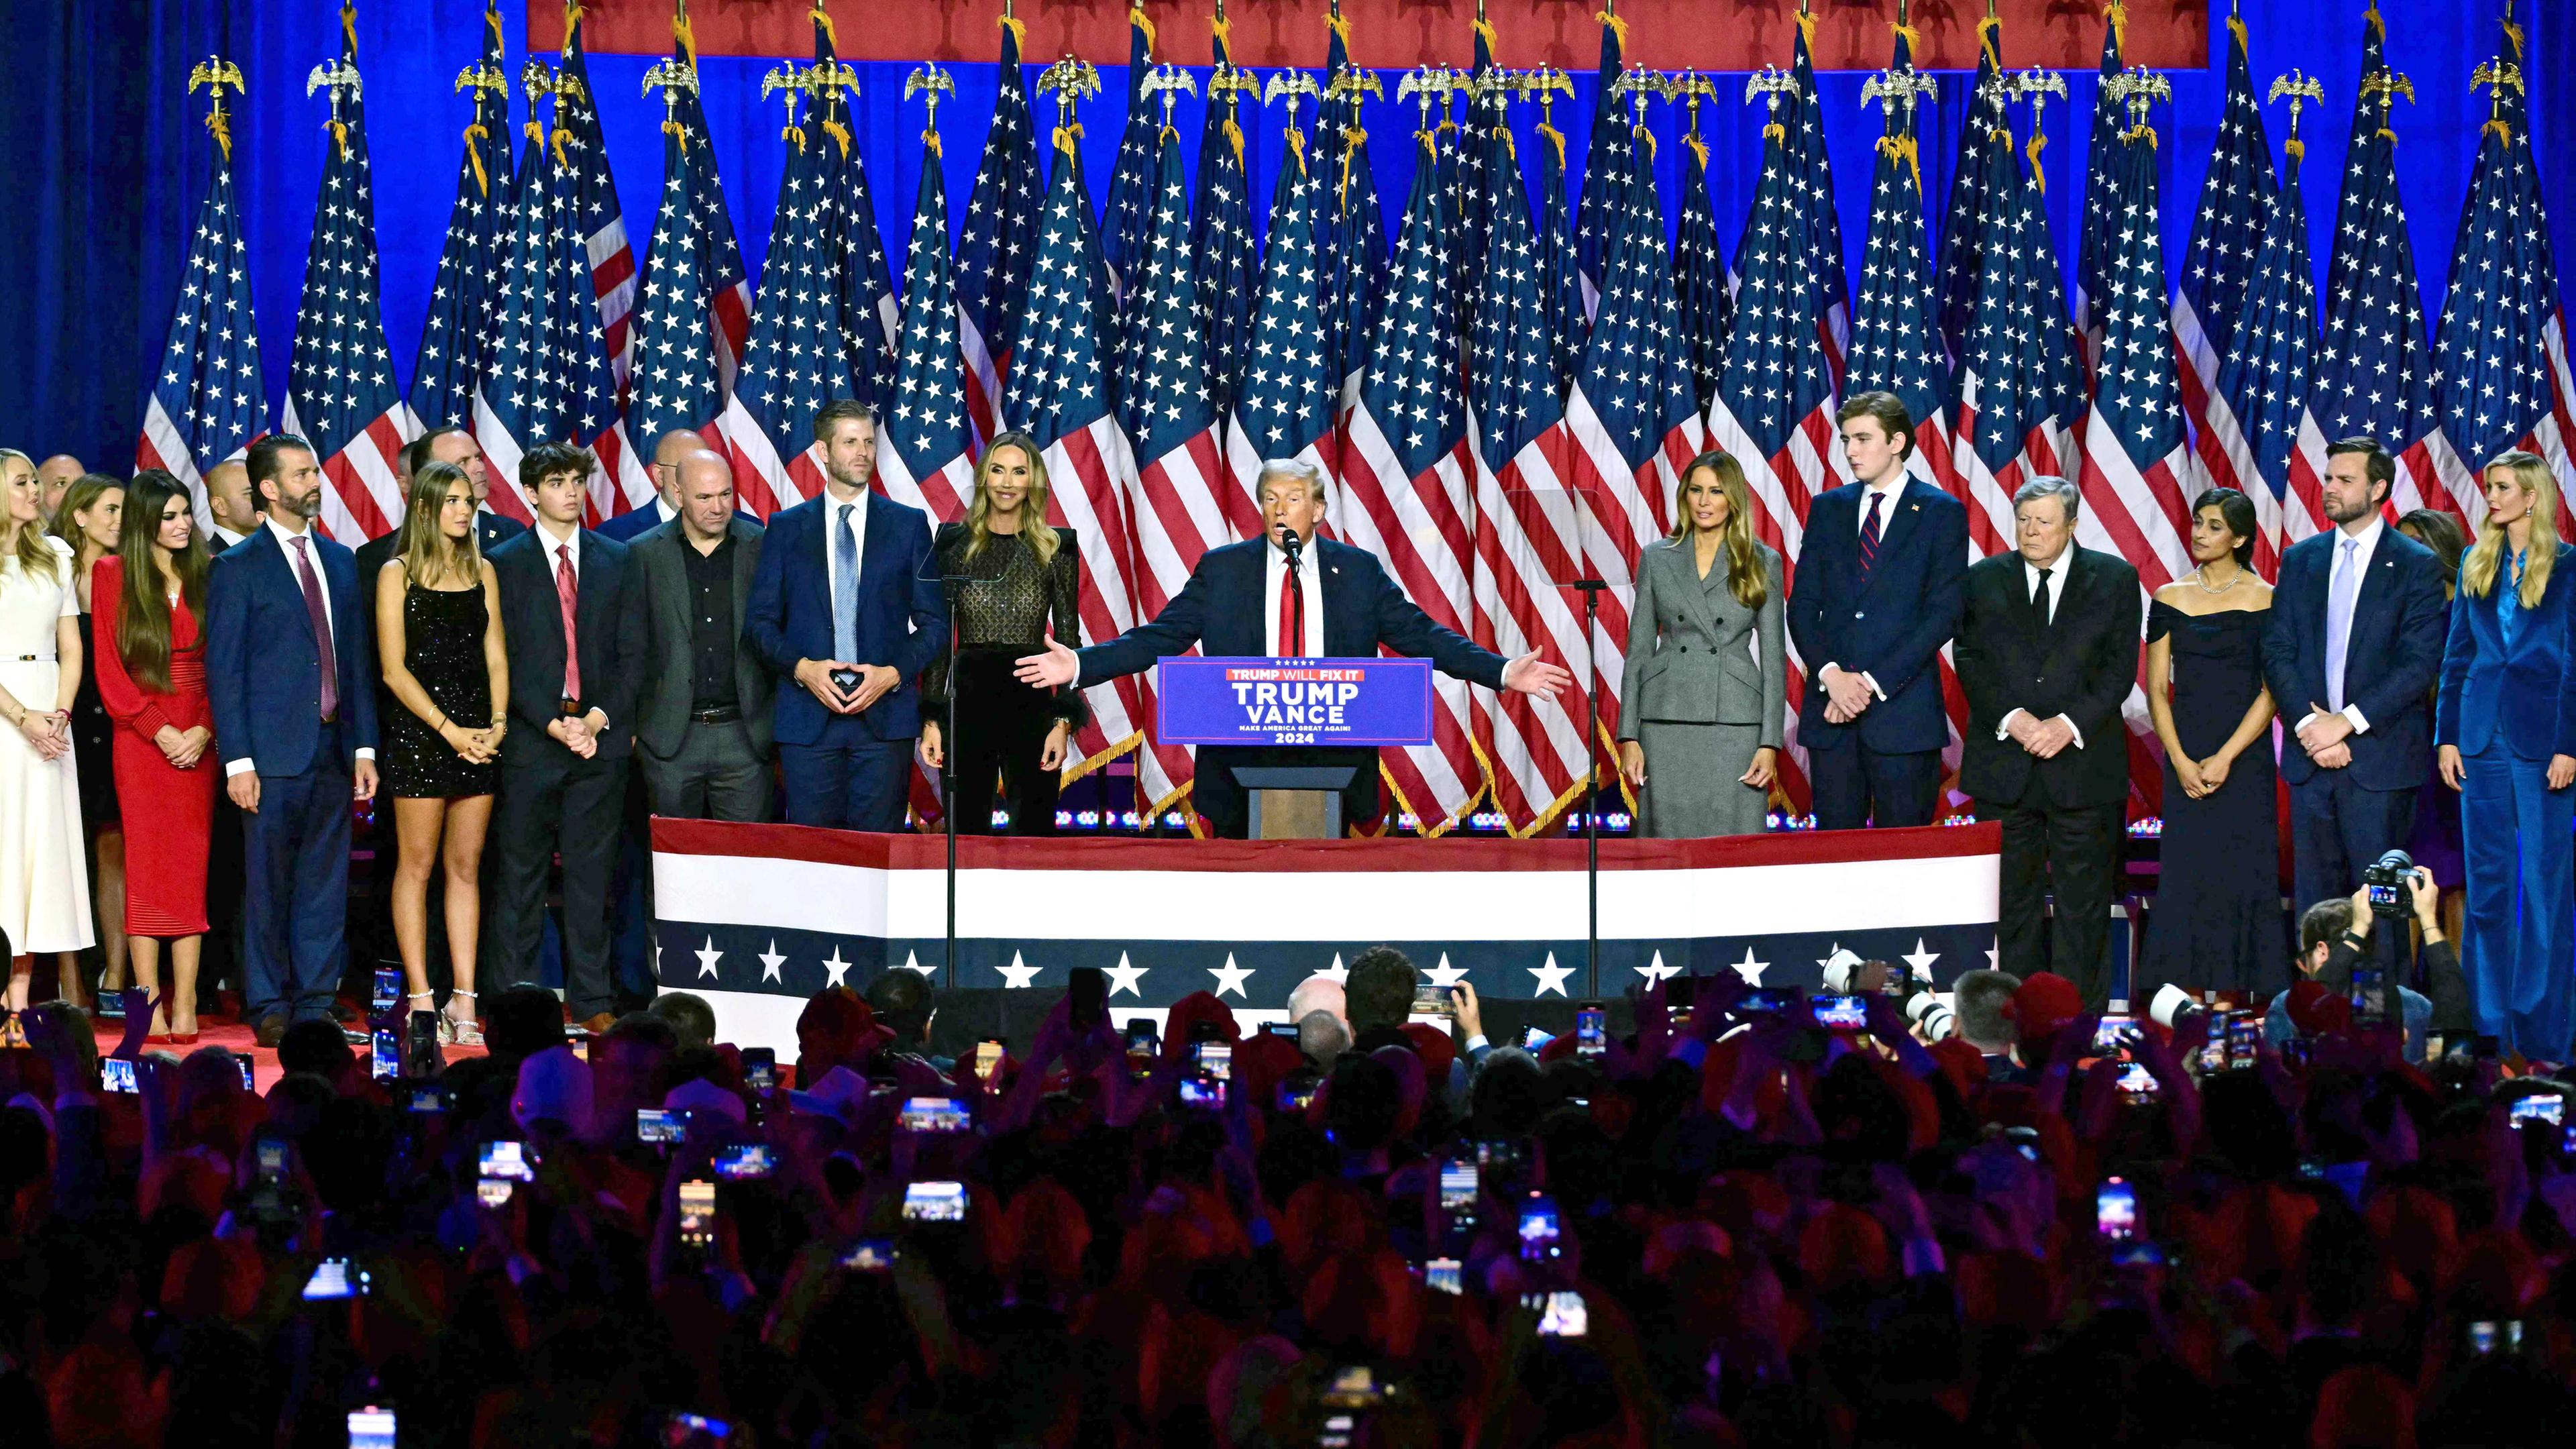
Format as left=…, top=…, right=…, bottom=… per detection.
left=1571, top=578, right=1607, bottom=999
left=940, top=572, right=971, bottom=1000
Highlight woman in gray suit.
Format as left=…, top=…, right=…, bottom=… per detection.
left=1616, top=451, right=1786, bottom=837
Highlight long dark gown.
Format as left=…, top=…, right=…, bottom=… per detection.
left=2139, top=601, right=2289, bottom=998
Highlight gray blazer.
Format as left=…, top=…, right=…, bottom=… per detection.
left=632, top=516, right=775, bottom=759
left=1617, top=537, right=1786, bottom=746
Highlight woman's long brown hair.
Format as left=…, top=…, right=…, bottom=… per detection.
left=113, top=470, right=210, bottom=694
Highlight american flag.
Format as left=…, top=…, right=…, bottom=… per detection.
left=659, top=9, right=750, bottom=392
left=1532, top=99, right=1587, bottom=398
left=409, top=0, right=513, bottom=437
left=2432, top=23, right=2573, bottom=511
left=954, top=16, right=1042, bottom=447
left=1935, top=10, right=2009, bottom=365
left=1566, top=107, right=1714, bottom=798
left=1119, top=119, right=1225, bottom=814
left=2174, top=10, right=2277, bottom=531
left=2316, top=8, right=2457, bottom=517
left=553, top=5, right=639, bottom=394
left=282, top=7, right=417, bottom=544
left=1466, top=107, right=1589, bottom=836
left=1002, top=123, right=1153, bottom=793
left=1099, top=5, right=1159, bottom=308
left=1336, top=125, right=1487, bottom=834
left=809, top=6, right=897, bottom=405
left=1323, top=80, right=1389, bottom=505
left=1782, top=11, right=1849, bottom=389
left=2072, top=77, right=2194, bottom=594
left=1671, top=108, right=1733, bottom=412
left=1222, top=101, right=1336, bottom=543
left=2205, top=109, right=2326, bottom=579
left=1707, top=80, right=1831, bottom=804
left=2073, top=5, right=2125, bottom=374
left=470, top=66, right=623, bottom=508
left=718, top=43, right=873, bottom=518
left=1450, top=23, right=1504, bottom=331
left=626, top=89, right=735, bottom=513
left=1952, top=97, right=2084, bottom=550
left=1572, top=11, right=1624, bottom=311
left=138, top=58, right=266, bottom=519
left=874, top=103, right=975, bottom=529
left=1193, top=27, right=1260, bottom=424
left=1845, top=36, right=1957, bottom=502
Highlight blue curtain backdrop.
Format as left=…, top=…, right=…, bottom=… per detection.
left=5, top=0, right=2573, bottom=470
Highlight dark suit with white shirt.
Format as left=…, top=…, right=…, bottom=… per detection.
left=2262, top=519, right=2446, bottom=908
left=1786, top=477, right=1968, bottom=829
left=1075, top=535, right=1510, bottom=839
left=1955, top=545, right=2141, bottom=1002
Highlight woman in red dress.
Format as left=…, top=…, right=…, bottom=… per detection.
left=91, top=472, right=216, bottom=1042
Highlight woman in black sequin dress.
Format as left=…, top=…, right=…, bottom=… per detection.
left=919, top=433, right=1085, bottom=837
left=375, top=462, right=508, bottom=1043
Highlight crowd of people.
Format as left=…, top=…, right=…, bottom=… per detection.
left=11, top=940, right=2576, bottom=1448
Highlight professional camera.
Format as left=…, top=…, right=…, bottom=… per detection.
left=1822, top=949, right=1906, bottom=997
left=1903, top=990, right=1955, bottom=1042
left=2361, top=848, right=2417, bottom=920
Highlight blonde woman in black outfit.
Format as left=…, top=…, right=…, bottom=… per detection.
left=918, top=433, right=1084, bottom=836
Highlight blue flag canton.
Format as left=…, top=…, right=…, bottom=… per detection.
left=2314, top=41, right=2438, bottom=449
left=1122, top=131, right=1218, bottom=462
left=286, top=48, right=401, bottom=465
left=1957, top=154, right=2083, bottom=472
left=152, top=156, right=267, bottom=467
left=480, top=142, right=572, bottom=443
left=2215, top=156, right=2320, bottom=488
left=735, top=103, right=864, bottom=447
left=1672, top=141, right=1734, bottom=411
left=1193, top=64, right=1259, bottom=417
left=1358, top=140, right=1465, bottom=478
left=547, top=136, right=622, bottom=442
left=1580, top=140, right=1696, bottom=471
left=1716, top=122, right=1833, bottom=462
left=1004, top=147, right=1117, bottom=447
left=2091, top=131, right=2186, bottom=463
left=1846, top=63, right=1947, bottom=425
left=1786, top=26, right=1848, bottom=325
left=1936, top=30, right=2010, bottom=362
left=1234, top=159, right=1338, bottom=458
left=2077, top=21, right=2127, bottom=321
left=884, top=155, right=970, bottom=473
left=1574, top=25, right=1627, bottom=288
left=1533, top=135, right=1588, bottom=397
left=410, top=26, right=514, bottom=429
left=809, top=24, right=896, bottom=405
left=2435, top=107, right=2560, bottom=462
left=1466, top=129, right=1563, bottom=472
left=551, top=32, right=627, bottom=284
left=630, top=157, right=724, bottom=447
left=2177, top=24, right=2276, bottom=359
left=1100, top=18, right=1159, bottom=305
left=1328, top=130, right=1390, bottom=389
left=956, top=32, right=1044, bottom=365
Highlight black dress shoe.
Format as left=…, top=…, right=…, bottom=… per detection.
left=254, top=1016, right=288, bottom=1049
left=331, top=1000, right=358, bottom=1023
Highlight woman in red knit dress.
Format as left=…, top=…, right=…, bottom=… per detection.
left=91, top=472, right=216, bottom=1042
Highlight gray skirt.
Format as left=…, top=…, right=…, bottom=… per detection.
left=1636, top=720, right=1772, bottom=839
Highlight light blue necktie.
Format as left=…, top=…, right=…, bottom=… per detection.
left=2502, top=548, right=2526, bottom=652
left=2325, top=537, right=2359, bottom=710
left=832, top=502, right=859, bottom=663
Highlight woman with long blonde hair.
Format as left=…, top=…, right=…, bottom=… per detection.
left=0, top=449, right=95, bottom=1042
left=1615, top=451, right=1786, bottom=837
left=918, top=431, right=1085, bottom=835
left=374, top=460, right=508, bottom=1043
left=2436, top=449, right=2576, bottom=1056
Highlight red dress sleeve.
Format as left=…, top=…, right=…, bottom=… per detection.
left=90, top=557, right=180, bottom=741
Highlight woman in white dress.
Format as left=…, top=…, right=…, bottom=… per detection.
left=0, top=449, right=95, bottom=1042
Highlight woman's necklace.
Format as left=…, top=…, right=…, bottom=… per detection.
left=2192, top=564, right=2243, bottom=596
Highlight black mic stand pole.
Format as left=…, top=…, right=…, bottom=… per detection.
left=941, top=572, right=970, bottom=1000
left=1570, top=578, right=1607, bottom=999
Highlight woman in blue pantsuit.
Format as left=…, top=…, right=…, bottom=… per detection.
left=2436, top=449, right=2576, bottom=1058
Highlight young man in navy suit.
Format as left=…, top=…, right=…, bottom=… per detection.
left=1014, top=459, right=1572, bottom=838
left=1787, top=392, right=1969, bottom=830
left=745, top=401, right=945, bottom=830
left=205, top=435, right=380, bottom=1047
left=486, top=443, right=644, bottom=1034
left=2263, top=438, right=2448, bottom=909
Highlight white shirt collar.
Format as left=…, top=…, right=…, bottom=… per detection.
left=536, top=519, right=581, bottom=570
left=1263, top=537, right=1325, bottom=655
left=2334, top=513, right=2385, bottom=563
left=213, top=525, right=250, bottom=547
left=262, top=513, right=315, bottom=547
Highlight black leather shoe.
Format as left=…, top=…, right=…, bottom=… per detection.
left=254, top=1015, right=288, bottom=1049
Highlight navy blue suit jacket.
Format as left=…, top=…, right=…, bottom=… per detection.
left=744, top=490, right=945, bottom=745
left=2437, top=542, right=2576, bottom=761
left=487, top=527, right=644, bottom=763
left=594, top=503, right=669, bottom=544
left=1786, top=478, right=1968, bottom=754
left=206, top=522, right=380, bottom=776
left=2263, top=525, right=2447, bottom=792
left=1075, top=536, right=1509, bottom=691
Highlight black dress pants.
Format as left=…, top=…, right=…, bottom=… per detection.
left=1980, top=794, right=2125, bottom=1005
left=947, top=650, right=1063, bottom=837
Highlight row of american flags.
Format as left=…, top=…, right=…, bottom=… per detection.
left=136, top=0, right=2576, bottom=836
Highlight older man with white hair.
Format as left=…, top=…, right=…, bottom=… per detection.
left=1018, top=459, right=1572, bottom=837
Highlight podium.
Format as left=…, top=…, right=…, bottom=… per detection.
left=1156, top=657, right=1436, bottom=841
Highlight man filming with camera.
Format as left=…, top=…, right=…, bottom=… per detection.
left=2264, top=851, right=2471, bottom=1064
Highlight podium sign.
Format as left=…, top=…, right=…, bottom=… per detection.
left=1155, top=657, right=1435, bottom=749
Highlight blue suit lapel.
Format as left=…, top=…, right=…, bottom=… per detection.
left=1859, top=482, right=1923, bottom=598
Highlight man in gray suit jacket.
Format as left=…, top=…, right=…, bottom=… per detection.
left=631, top=450, right=775, bottom=820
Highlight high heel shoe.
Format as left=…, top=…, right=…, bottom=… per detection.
left=445, top=989, right=482, bottom=1048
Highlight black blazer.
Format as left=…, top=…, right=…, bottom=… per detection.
left=1074, top=536, right=1508, bottom=691
left=632, top=516, right=774, bottom=760
left=1953, top=546, right=2142, bottom=809
left=488, top=527, right=643, bottom=764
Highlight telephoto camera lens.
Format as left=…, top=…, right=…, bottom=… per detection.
left=1904, top=991, right=1955, bottom=1041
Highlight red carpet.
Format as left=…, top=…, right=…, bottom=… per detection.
left=106, top=1009, right=488, bottom=1091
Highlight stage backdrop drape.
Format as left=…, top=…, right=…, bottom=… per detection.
left=3, top=0, right=2573, bottom=472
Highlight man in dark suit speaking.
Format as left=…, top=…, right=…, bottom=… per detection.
left=1953, top=476, right=2141, bottom=1004
left=1015, top=459, right=1572, bottom=838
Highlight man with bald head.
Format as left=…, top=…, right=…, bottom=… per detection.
left=36, top=455, right=83, bottom=521
left=203, top=460, right=258, bottom=551
left=631, top=449, right=773, bottom=820
left=598, top=429, right=707, bottom=543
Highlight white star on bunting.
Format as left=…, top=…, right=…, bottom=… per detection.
left=1210, top=955, right=1255, bottom=1000
left=1104, top=953, right=1148, bottom=998
left=759, top=941, right=786, bottom=984
left=822, top=947, right=852, bottom=991
left=1729, top=947, right=1770, bottom=986
left=1903, top=938, right=1941, bottom=981
left=695, top=936, right=723, bottom=980
left=998, top=952, right=1042, bottom=989
left=1528, top=953, right=1573, bottom=998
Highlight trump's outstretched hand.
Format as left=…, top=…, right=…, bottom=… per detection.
left=1015, top=637, right=1079, bottom=690
left=1501, top=651, right=1573, bottom=697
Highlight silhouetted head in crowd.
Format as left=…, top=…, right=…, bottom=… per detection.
left=863, top=969, right=935, bottom=1049
left=483, top=985, right=569, bottom=1070
left=276, top=1020, right=352, bottom=1080
left=1323, top=1051, right=1401, bottom=1159
left=1297, top=1010, right=1349, bottom=1069
left=1344, top=946, right=1417, bottom=1035
left=649, top=990, right=717, bottom=1051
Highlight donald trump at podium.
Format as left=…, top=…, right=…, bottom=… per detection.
left=1016, top=460, right=1571, bottom=837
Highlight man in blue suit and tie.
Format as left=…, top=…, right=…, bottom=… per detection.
left=596, top=428, right=704, bottom=543
left=745, top=401, right=945, bottom=830
left=1787, top=393, right=1969, bottom=830
left=2264, top=438, right=2449, bottom=909
left=206, top=435, right=380, bottom=1047
left=1014, top=459, right=1571, bottom=838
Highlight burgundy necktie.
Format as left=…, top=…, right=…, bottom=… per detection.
left=290, top=535, right=338, bottom=720
left=1859, top=490, right=1885, bottom=579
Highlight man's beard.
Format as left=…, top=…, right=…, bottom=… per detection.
left=2324, top=493, right=2372, bottom=525
left=282, top=490, right=323, bottom=520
